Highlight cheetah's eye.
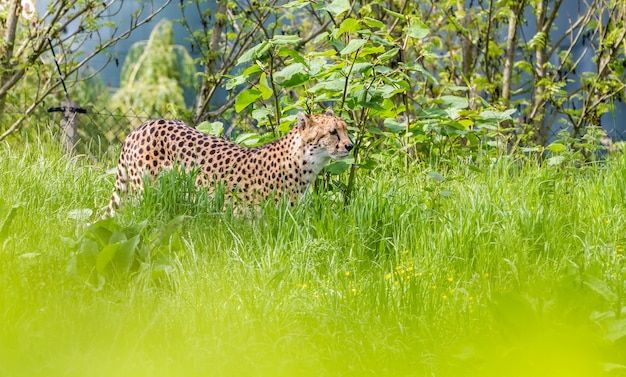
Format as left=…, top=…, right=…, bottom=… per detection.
left=330, top=129, right=338, bottom=136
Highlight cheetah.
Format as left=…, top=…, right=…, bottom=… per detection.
left=106, top=109, right=353, bottom=216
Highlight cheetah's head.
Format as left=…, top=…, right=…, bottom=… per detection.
left=296, top=109, right=353, bottom=161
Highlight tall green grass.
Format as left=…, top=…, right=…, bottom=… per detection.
left=1, top=141, right=625, bottom=376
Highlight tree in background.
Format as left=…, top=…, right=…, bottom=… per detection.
left=0, top=0, right=172, bottom=141
left=110, top=18, right=196, bottom=122
left=421, top=0, right=626, bottom=146
left=184, top=0, right=625, bottom=146
left=1, top=0, right=624, bottom=173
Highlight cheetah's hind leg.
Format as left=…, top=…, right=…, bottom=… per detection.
left=101, top=164, right=130, bottom=219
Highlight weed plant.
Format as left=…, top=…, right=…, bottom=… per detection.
left=1, top=142, right=626, bottom=376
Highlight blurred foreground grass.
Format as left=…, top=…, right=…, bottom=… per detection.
left=1, top=143, right=625, bottom=376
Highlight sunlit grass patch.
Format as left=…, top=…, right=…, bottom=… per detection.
left=1, top=143, right=626, bottom=376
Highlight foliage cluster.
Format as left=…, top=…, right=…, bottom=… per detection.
left=0, top=0, right=173, bottom=140
left=2, top=0, right=624, bottom=176
left=182, top=0, right=625, bottom=149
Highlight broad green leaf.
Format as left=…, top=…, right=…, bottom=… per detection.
left=383, top=8, right=404, bottom=19
left=440, top=95, right=469, bottom=109
left=359, top=45, right=385, bottom=57
left=78, top=238, right=100, bottom=266
left=407, top=17, right=430, bottom=39
left=271, top=35, right=302, bottom=45
left=407, top=25, right=429, bottom=39
left=340, top=39, right=367, bottom=55
left=358, top=159, right=377, bottom=170
left=96, top=244, right=119, bottom=274
left=112, top=235, right=139, bottom=273
left=325, top=161, right=350, bottom=174
left=308, top=78, right=345, bottom=93
left=351, top=62, right=373, bottom=74
left=252, top=108, right=273, bottom=122
left=311, top=49, right=338, bottom=58
left=225, top=74, right=246, bottom=90
left=428, top=171, right=445, bottom=182
left=309, top=56, right=331, bottom=75
left=275, top=63, right=306, bottom=79
left=583, top=274, right=618, bottom=302
left=417, top=108, right=448, bottom=119
left=235, top=88, right=263, bottom=112
left=242, top=64, right=263, bottom=77
left=258, top=73, right=273, bottom=100
left=546, top=142, right=566, bottom=153
left=278, top=48, right=307, bottom=65
left=235, top=133, right=263, bottom=147
left=86, top=221, right=115, bottom=246
left=282, top=73, right=310, bottom=88
left=313, top=31, right=330, bottom=44
left=337, top=18, right=360, bottom=37
left=109, top=230, right=127, bottom=244
left=479, top=108, right=516, bottom=120
left=377, top=48, right=399, bottom=63
left=275, top=63, right=310, bottom=87
left=439, top=190, right=455, bottom=198
left=236, top=41, right=270, bottom=65
left=546, top=155, right=565, bottom=166
left=459, top=119, right=474, bottom=128
left=383, top=118, right=406, bottom=133
left=197, top=121, right=224, bottom=137
left=363, top=17, right=385, bottom=29
left=367, top=126, right=384, bottom=135
left=379, top=84, right=403, bottom=98
left=324, top=0, right=350, bottom=17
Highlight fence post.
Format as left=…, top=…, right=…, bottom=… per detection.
left=48, top=100, right=86, bottom=154
left=60, top=99, right=79, bottom=154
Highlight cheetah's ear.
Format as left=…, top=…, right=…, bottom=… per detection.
left=325, top=108, right=334, bottom=116
left=296, top=112, right=310, bottom=128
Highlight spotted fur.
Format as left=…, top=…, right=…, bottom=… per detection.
left=106, top=110, right=353, bottom=216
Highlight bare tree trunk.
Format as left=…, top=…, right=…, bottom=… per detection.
left=502, top=1, right=525, bottom=105
left=457, top=0, right=476, bottom=81
left=194, top=0, right=228, bottom=125
left=0, top=0, right=22, bottom=117
left=527, top=0, right=564, bottom=145
left=532, top=0, right=548, bottom=145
